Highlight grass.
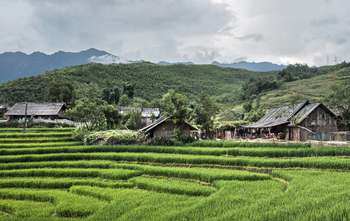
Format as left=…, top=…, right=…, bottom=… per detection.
left=0, top=132, right=73, bottom=138
left=0, top=137, right=76, bottom=143
left=0, top=177, right=133, bottom=189
left=2, top=127, right=350, bottom=220
left=0, top=142, right=82, bottom=149
left=3, top=144, right=350, bottom=158
left=190, top=140, right=311, bottom=148
left=130, top=176, right=216, bottom=196
left=4, top=152, right=350, bottom=170
left=0, top=168, right=141, bottom=180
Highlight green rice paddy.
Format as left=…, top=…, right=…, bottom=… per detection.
left=1, top=128, right=350, bottom=221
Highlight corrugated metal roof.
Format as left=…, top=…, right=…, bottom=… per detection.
left=290, top=103, right=337, bottom=125
left=245, top=101, right=309, bottom=128
left=5, top=103, right=65, bottom=116
left=290, top=103, right=320, bottom=125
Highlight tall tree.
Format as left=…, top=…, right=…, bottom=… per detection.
left=194, top=94, right=218, bottom=135
left=122, top=82, right=135, bottom=99
left=160, top=90, right=189, bottom=124
left=102, top=104, right=121, bottom=129
left=66, top=97, right=106, bottom=131
left=328, top=82, right=350, bottom=130
left=47, top=82, right=75, bottom=104
left=102, top=87, right=120, bottom=105
left=125, top=109, right=143, bottom=130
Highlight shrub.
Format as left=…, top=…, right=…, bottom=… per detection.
left=84, top=130, right=145, bottom=145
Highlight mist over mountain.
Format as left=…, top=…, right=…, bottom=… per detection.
left=212, top=61, right=286, bottom=72
left=0, top=46, right=288, bottom=83
left=0, top=48, right=128, bottom=82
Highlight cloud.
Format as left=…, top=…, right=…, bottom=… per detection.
left=0, top=0, right=350, bottom=65
left=0, top=0, right=234, bottom=62
left=235, top=34, right=264, bottom=42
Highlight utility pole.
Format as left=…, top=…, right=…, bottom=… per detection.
left=23, top=102, right=28, bottom=133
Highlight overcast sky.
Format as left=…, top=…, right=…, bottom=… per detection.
left=0, top=0, right=349, bottom=65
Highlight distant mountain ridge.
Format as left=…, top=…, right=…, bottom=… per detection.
left=0, top=48, right=128, bottom=82
left=212, top=61, right=286, bottom=72
left=0, top=47, right=287, bottom=83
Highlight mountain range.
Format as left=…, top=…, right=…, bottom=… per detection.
left=212, top=61, right=286, bottom=72
left=0, top=48, right=128, bottom=82
left=0, top=48, right=287, bottom=82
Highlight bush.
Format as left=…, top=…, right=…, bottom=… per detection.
left=84, top=130, right=145, bottom=145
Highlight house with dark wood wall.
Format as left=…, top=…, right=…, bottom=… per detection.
left=244, top=101, right=338, bottom=141
left=139, top=116, right=197, bottom=139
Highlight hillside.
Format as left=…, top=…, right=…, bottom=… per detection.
left=0, top=48, right=122, bottom=82
left=212, top=61, right=286, bottom=72
left=257, top=65, right=350, bottom=108
left=0, top=62, right=258, bottom=104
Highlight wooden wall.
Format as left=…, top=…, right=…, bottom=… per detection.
left=289, top=106, right=338, bottom=141
left=152, top=121, right=192, bottom=139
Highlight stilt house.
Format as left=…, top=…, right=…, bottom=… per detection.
left=245, top=101, right=338, bottom=141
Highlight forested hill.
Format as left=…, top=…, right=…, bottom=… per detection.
left=0, top=62, right=259, bottom=104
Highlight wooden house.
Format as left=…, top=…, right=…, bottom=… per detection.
left=5, top=103, right=66, bottom=120
left=139, top=116, right=197, bottom=139
left=245, top=101, right=338, bottom=141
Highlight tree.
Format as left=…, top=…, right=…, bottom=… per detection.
left=160, top=90, right=189, bottom=124
left=328, top=82, right=350, bottom=130
left=194, top=94, right=218, bottom=135
left=75, top=83, right=101, bottom=100
left=243, top=101, right=253, bottom=113
left=240, top=77, right=279, bottom=100
left=119, top=94, right=130, bottom=106
left=123, top=82, right=135, bottom=99
left=278, top=64, right=319, bottom=82
left=125, top=109, right=143, bottom=130
left=66, top=97, right=106, bottom=131
left=102, top=87, right=120, bottom=105
left=47, top=82, right=75, bottom=104
left=102, top=104, right=121, bottom=129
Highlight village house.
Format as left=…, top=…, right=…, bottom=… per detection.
left=244, top=101, right=338, bottom=141
left=118, top=106, right=160, bottom=126
left=5, top=103, right=67, bottom=121
left=139, top=116, right=197, bottom=139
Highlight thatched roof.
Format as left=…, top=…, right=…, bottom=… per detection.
left=5, top=103, right=66, bottom=116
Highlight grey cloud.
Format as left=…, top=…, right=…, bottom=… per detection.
left=235, top=34, right=264, bottom=42
left=310, top=17, right=338, bottom=27
left=16, top=0, right=234, bottom=61
left=1, top=0, right=350, bottom=65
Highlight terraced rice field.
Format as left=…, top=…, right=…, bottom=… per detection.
left=1, top=128, right=350, bottom=221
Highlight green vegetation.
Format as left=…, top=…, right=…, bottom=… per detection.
left=1, top=62, right=349, bottom=128
left=1, top=128, right=350, bottom=220
left=84, top=130, right=145, bottom=145
left=0, top=62, right=254, bottom=105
